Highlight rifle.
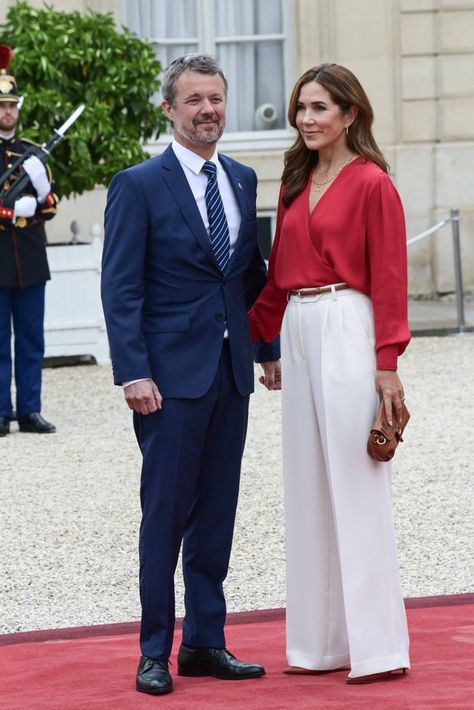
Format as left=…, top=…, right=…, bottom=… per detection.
left=0, top=104, right=85, bottom=204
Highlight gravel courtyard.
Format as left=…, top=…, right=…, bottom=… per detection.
left=0, top=335, right=472, bottom=634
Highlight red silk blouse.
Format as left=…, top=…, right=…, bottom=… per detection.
left=249, top=157, right=410, bottom=370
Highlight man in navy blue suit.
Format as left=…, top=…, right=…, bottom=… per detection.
left=101, top=54, right=280, bottom=696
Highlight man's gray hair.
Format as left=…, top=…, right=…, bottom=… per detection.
left=161, top=53, right=228, bottom=105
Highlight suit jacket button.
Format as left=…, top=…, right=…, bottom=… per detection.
left=215, top=313, right=224, bottom=321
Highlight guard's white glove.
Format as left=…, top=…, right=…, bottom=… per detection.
left=13, top=195, right=37, bottom=221
left=22, top=155, right=51, bottom=203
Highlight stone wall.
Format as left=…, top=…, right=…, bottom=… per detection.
left=240, top=0, right=474, bottom=295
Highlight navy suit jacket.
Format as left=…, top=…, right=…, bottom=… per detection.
left=101, top=144, right=279, bottom=398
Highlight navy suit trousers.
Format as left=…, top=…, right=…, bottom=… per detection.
left=0, top=283, right=45, bottom=418
left=134, top=341, right=249, bottom=661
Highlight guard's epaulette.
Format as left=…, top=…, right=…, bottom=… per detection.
left=20, top=137, right=42, bottom=148
left=20, top=137, right=43, bottom=157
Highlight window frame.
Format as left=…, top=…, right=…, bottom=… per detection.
left=126, top=0, right=296, bottom=148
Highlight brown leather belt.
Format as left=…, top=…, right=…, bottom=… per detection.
left=289, top=284, right=349, bottom=298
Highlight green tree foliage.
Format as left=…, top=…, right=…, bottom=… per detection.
left=0, top=1, right=168, bottom=198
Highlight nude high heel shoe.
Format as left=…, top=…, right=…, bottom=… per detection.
left=346, top=668, right=408, bottom=684
left=284, top=666, right=348, bottom=675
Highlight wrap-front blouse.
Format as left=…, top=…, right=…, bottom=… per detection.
left=248, top=157, right=410, bottom=370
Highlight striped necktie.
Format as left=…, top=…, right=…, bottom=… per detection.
left=202, top=160, right=230, bottom=272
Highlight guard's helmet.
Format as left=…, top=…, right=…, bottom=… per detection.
left=0, top=45, right=19, bottom=103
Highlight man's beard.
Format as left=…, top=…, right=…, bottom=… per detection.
left=0, top=116, right=18, bottom=133
left=175, top=117, right=224, bottom=146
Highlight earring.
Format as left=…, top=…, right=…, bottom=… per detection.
left=345, top=125, right=349, bottom=136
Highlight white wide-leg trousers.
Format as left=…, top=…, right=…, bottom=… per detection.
left=281, top=287, right=410, bottom=678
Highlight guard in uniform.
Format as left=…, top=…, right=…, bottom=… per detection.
left=0, top=45, right=57, bottom=435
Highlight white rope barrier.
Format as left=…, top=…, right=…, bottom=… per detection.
left=406, top=209, right=466, bottom=334
left=407, top=219, right=449, bottom=246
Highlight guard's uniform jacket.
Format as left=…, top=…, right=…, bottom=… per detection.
left=0, top=135, right=57, bottom=287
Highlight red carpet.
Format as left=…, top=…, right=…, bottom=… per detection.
left=0, top=596, right=472, bottom=709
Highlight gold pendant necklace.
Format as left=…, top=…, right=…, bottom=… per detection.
left=311, top=154, right=355, bottom=191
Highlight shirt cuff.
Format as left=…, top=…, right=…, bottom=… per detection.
left=122, top=378, right=152, bottom=388
left=376, top=344, right=399, bottom=371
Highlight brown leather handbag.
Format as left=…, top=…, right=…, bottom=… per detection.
left=367, top=400, right=410, bottom=462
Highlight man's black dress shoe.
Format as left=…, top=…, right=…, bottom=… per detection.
left=177, top=644, right=265, bottom=680
left=136, top=656, right=173, bottom=695
left=0, top=416, right=10, bottom=437
left=18, top=413, right=56, bottom=434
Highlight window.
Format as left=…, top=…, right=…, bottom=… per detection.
left=124, top=0, right=294, bottom=134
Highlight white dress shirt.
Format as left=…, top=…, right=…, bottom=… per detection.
left=171, top=139, right=241, bottom=255
left=123, top=140, right=242, bottom=387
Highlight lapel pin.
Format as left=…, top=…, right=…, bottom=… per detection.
left=238, top=182, right=243, bottom=190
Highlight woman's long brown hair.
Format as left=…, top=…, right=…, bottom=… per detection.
left=282, top=63, right=389, bottom=207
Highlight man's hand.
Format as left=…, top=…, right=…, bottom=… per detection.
left=23, top=156, right=51, bottom=203
left=375, top=370, right=405, bottom=426
left=13, top=195, right=37, bottom=220
left=258, top=360, right=281, bottom=390
left=124, top=379, right=163, bottom=414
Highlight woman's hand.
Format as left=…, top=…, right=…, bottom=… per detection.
left=375, top=370, right=405, bottom=426
left=259, top=360, right=282, bottom=390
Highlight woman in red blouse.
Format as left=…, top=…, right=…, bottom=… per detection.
left=249, top=64, right=410, bottom=684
